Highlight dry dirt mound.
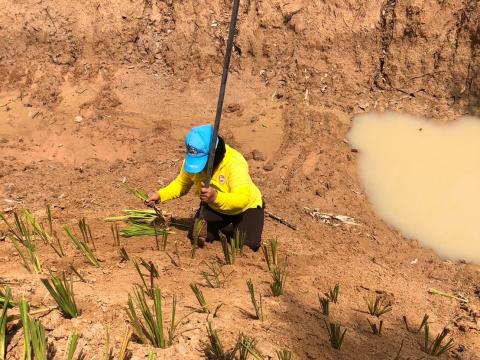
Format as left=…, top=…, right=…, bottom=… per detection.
left=0, top=0, right=479, bottom=359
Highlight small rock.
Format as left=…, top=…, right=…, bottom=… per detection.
left=74, top=115, right=83, bottom=123
left=252, top=150, right=265, bottom=161
left=263, top=164, right=274, bottom=172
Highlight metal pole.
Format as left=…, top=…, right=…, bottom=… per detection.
left=204, top=0, right=241, bottom=187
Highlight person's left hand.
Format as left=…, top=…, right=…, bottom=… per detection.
left=200, top=182, right=217, bottom=203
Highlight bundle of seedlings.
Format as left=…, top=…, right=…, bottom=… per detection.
left=23, top=207, right=64, bottom=257
left=219, top=230, right=245, bottom=265
left=133, top=258, right=159, bottom=298
left=126, top=286, right=189, bottom=348
left=200, top=261, right=227, bottom=288
left=365, top=293, right=392, bottom=336
left=64, top=224, right=100, bottom=267
left=247, top=280, right=263, bottom=321
left=262, top=238, right=278, bottom=271
left=422, top=323, right=454, bottom=356
left=19, top=299, right=49, bottom=360
left=324, top=321, right=347, bottom=350
left=1, top=211, right=42, bottom=273
left=41, top=271, right=79, bottom=318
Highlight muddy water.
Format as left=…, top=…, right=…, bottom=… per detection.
left=348, top=113, right=480, bottom=263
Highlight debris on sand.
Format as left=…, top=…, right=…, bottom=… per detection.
left=305, top=208, right=358, bottom=226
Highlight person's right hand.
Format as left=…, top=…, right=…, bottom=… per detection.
left=145, top=192, right=160, bottom=207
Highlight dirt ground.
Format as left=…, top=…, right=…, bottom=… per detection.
left=0, top=0, right=479, bottom=359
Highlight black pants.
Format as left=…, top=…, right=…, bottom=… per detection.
left=188, top=204, right=264, bottom=251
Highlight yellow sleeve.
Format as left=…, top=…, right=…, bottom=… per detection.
left=213, top=157, right=252, bottom=212
left=157, top=166, right=193, bottom=202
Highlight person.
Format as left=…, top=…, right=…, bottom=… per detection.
left=145, top=124, right=264, bottom=251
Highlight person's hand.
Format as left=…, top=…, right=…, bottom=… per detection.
left=200, top=182, right=217, bottom=204
left=145, top=192, right=160, bottom=207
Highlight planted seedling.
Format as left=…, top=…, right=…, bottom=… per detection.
left=276, top=349, right=292, bottom=360
left=219, top=230, right=245, bottom=265
left=0, top=288, right=12, bottom=359
left=190, top=283, right=209, bottom=313
left=133, top=258, right=159, bottom=298
left=403, top=314, right=429, bottom=333
left=318, top=295, right=330, bottom=315
left=422, top=324, right=454, bottom=356
left=203, top=321, right=236, bottom=360
left=41, top=271, right=79, bottom=318
left=65, top=225, right=99, bottom=267
left=103, top=325, right=111, bottom=360
left=326, top=284, right=340, bottom=303
left=79, top=218, right=96, bottom=249
left=111, top=223, right=121, bottom=247
left=247, top=280, right=263, bottom=321
left=200, top=261, right=226, bottom=288
left=367, top=318, right=383, bottom=336
left=19, top=299, right=48, bottom=359
left=238, top=334, right=264, bottom=360
left=126, top=286, right=189, bottom=348
left=324, top=321, right=346, bottom=350
left=23, top=207, right=64, bottom=257
left=270, top=257, right=288, bottom=297
left=262, top=238, right=278, bottom=271
left=117, top=327, right=132, bottom=360
left=119, top=247, right=130, bottom=262
left=191, top=218, right=206, bottom=258
left=365, top=294, right=392, bottom=317
left=65, top=329, right=80, bottom=360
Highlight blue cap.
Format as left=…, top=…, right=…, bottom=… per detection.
left=184, top=124, right=216, bottom=174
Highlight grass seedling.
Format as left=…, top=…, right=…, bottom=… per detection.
left=166, top=240, right=182, bottom=268
left=30, top=318, right=48, bottom=360
left=422, top=324, right=454, bottom=356
left=161, top=231, right=168, bottom=251
left=119, top=247, right=130, bottom=262
left=41, top=271, right=79, bottom=318
left=247, top=280, right=263, bottom=321
left=203, top=321, right=235, bottom=360
left=111, top=223, right=120, bottom=247
left=326, top=284, right=340, bottom=303
left=191, top=218, right=206, bottom=258
left=79, top=218, right=95, bottom=250
left=200, top=261, right=226, bottom=288
left=324, top=321, right=347, bottom=350
left=122, top=183, right=149, bottom=201
left=238, top=334, right=264, bottom=360
left=19, top=300, right=32, bottom=360
left=133, top=259, right=158, bottom=298
left=65, top=225, right=100, bottom=267
left=126, top=287, right=187, bottom=348
left=276, top=349, right=292, bottom=360
left=262, top=238, right=278, bottom=271
left=23, top=207, right=65, bottom=257
left=318, top=295, right=330, bottom=315
left=219, top=231, right=244, bottom=265
left=0, top=288, right=12, bottom=360
left=117, top=327, right=132, bottom=360
left=0, top=288, right=15, bottom=308
left=270, top=258, right=287, bottom=297
left=148, top=350, right=157, bottom=360
left=365, top=294, right=392, bottom=317
left=65, top=329, right=79, bottom=360
left=403, top=314, right=429, bottom=333
left=367, top=318, right=383, bottom=335
left=190, top=283, right=209, bottom=313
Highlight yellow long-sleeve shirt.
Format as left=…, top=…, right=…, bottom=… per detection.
left=158, top=145, right=263, bottom=215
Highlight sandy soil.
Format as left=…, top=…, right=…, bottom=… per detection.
left=0, top=0, right=479, bottom=359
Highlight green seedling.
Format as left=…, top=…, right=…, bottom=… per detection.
left=276, top=349, right=292, bottom=360
left=122, top=183, right=149, bottom=201
left=422, top=324, right=454, bottom=356
left=270, top=259, right=287, bottom=297
left=318, top=295, right=330, bottom=315
left=365, top=294, right=392, bottom=317
left=0, top=288, right=12, bottom=360
left=11, top=236, right=41, bottom=274
left=30, top=318, right=48, bottom=360
left=41, top=272, right=79, bottom=318
left=367, top=318, right=383, bottom=336
left=238, top=334, right=264, bottom=360
left=262, top=238, right=278, bottom=271
left=326, top=284, right=340, bottom=303
left=65, top=329, right=79, bottom=360
left=126, top=287, right=188, bottom=348
left=117, top=328, right=132, bottom=360
left=203, top=322, right=237, bottom=360
left=190, top=283, right=209, bottom=313
left=78, top=217, right=95, bottom=249
left=0, top=288, right=15, bottom=309
left=200, top=261, right=226, bottom=288
left=119, top=223, right=170, bottom=238
left=324, top=321, right=346, bottom=350
left=219, top=230, right=245, bottom=265
left=65, top=225, right=100, bottom=267
left=23, top=207, right=64, bottom=257
left=147, top=350, right=157, bottom=360
left=247, top=280, right=263, bottom=321
left=133, top=259, right=158, bottom=298
left=191, top=218, right=206, bottom=258
left=403, top=314, right=429, bottom=333
left=103, top=325, right=111, bottom=360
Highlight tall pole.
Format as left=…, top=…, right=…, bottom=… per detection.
left=204, top=0, right=241, bottom=188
